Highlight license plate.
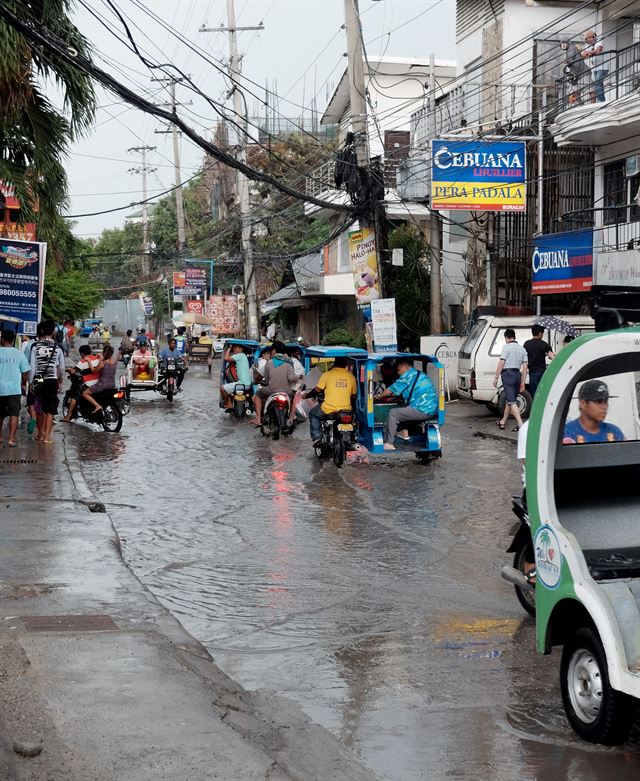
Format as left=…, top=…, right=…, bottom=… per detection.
left=234, top=394, right=245, bottom=401
left=337, top=424, right=353, bottom=432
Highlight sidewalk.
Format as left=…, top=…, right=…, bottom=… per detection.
left=0, top=426, right=376, bottom=781
left=444, top=399, right=519, bottom=446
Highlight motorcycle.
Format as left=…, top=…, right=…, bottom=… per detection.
left=230, top=383, right=253, bottom=419
left=157, top=356, right=185, bottom=403
left=501, top=495, right=535, bottom=616
left=314, top=408, right=357, bottom=468
left=62, top=372, right=124, bottom=432
left=261, top=391, right=294, bottom=440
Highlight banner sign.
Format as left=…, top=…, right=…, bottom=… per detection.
left=349, top=227, right=381, bottom=307
left=138, top=292, right=154, bottom=317
left=185, top=267, right=207, bottom=293
left=0, top=238, right=46, bottom=334
left=594, top=248, right=640, bottom=288
left=431, top=139, right=526, bottom=212
left=208, top=295, right=239, bottom=334
left=531, top=228, right=593, bottom=294
left=173, top=270, right=206, bottom=296
left=186, top=299, right=204, bottom=315
left=371, top=298, right=398, bottom=352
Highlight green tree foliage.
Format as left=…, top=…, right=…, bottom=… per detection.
left=321, top=326, right=366, bottom=349
left=387, top=224, right=431, bottom=351
left=42, top=267, right=102, bottom=322
left=0, top=0, right=95, bottom=248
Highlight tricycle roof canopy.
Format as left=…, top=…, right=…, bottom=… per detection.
left=304, top=345, right=368, bottom=358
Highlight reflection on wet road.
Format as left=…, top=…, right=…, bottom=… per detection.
left=77, top=367, right=640, bottom=780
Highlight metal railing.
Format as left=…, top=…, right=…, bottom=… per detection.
left=410, top=82, right=534, bottom=147
left=552, top=205, right=640, bottom=251
left=305, top=160, right=337, bottom=199
left=555, top=41, right=640, bottom=113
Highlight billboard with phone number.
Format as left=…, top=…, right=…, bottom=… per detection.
left=0, top=239, right=46, bottom=334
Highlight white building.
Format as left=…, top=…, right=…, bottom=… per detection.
left=304, top=56, right=455, bottom=299
left=402, top=0, right=602, bottom=327
left=550, top=1, right=640, bottom=297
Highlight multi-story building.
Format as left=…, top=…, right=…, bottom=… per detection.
left=401, top=0, right=603, bottom=329
left=550, top=0, right=640, bottom=308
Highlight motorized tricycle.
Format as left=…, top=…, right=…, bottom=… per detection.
left=521, top=325, right=640, bottom=744
left=123, top=347, right=159, bottom=401
left=353, top=352, right=445, bottom=462
left=218, top=339, right=259, bottom=419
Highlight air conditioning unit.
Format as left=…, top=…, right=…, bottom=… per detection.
left=626, top=155, right=640, bottom=178
left=232, top=284, right=244, bottom=295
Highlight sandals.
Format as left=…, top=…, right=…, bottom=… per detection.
left=496, top=421, right=505, bottom=430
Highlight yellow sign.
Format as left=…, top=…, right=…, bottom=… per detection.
left=349, top=227, right=381, bottom=307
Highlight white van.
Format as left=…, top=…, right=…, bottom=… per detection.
left=457, top=315, right=594, bottom=418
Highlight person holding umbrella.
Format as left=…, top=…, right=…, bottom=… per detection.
left=523, top=325, right=555, bottom=398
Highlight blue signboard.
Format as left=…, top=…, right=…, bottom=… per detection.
left=431, top=139, right=526, bottom=211
left=0, top=239, right=46, bottom=334
left=531, top=228, right=593, bottom=295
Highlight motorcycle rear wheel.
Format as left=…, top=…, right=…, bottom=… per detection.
left=102, top=403, right=123, bottom=433
left=332, top=437, right=346, bottom=468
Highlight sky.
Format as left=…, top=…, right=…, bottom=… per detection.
left=65, top=0, right=456, bottom=238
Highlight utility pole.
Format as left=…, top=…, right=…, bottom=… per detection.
left=200, top=3, right=264, bottom=340
left=429, top=53, right=443, bottom=333
left=343, top=0, right=369, bottom=167
left=128, top=145, right=156, bottom=277
left=153, top=77, right=192, bottom=255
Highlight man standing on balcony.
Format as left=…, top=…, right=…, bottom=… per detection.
left=580, top=30, right=607, bottom=103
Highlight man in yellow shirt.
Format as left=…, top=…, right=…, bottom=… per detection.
left=305, top=357, right=357, bottom=445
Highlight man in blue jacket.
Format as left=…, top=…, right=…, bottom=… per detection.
left=377, top=358, right=438, bottom=451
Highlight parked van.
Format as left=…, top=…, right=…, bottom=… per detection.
left=457, top=315, right=594, bottom=418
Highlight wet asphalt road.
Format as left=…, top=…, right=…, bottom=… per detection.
left=74, top=362, right=640, bottom=780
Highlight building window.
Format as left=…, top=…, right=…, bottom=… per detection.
left=603, top=160, right=626, bottom=225
left=630, top=174, right=640, bottom=223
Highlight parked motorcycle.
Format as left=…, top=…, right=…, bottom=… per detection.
left=501, top=495, right=535, bottom=616
left=314, top=409, right=356, bottom=468
left=157, top=356, right=185, bottom=403
left=62, top=373, right=124, bottom=432
left=261, top=392, right=294, bottom=440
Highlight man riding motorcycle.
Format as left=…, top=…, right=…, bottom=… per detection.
left=251, top=341, right=296, bottom=427
left=304, top=356, right=356, bottom=446
left=159, top=337, right=186, bottom=390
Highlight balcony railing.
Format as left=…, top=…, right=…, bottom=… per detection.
left=555, top=41, right=640, bottom=114
left=411, top=82, right=533, bottom=147
left=552, top=205, right=640, bottom=251
left=305, top=157, right=408, bottom=199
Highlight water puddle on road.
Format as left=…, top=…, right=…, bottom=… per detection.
left=78, top=372, right=640, bottom=779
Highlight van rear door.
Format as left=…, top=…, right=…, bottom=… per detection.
left=458, top=319, right=488, bottom=394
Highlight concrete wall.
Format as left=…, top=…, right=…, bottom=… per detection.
left=96, top=300, right=145, bottom=336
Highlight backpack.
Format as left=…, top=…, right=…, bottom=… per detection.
left=55, top=325, right=65, bottom=344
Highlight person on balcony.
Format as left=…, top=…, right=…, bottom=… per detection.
left=580, top=30, right=607, bottom=103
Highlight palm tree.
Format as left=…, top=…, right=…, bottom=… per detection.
left=0, top=0, right=95, bottom=249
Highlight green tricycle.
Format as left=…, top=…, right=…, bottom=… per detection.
left=524, top=325, right=640, bottom=744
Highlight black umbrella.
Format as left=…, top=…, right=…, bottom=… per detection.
left=534, top=315, right=581, bottom=338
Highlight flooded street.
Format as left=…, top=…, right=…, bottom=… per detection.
left=76, top=365, right=640, bottom=780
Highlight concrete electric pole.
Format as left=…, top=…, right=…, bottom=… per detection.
left=343, top=0, right=370, bottom=168
left=153, top=77, right=192, bottom=256
left=429, top=52, right=443, bottom=334
left=128, top=145, right=156, bottom=277
left=200, top=2, right=264, bottom=340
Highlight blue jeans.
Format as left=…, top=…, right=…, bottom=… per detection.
left=528, top=370, right=545, bottom=398
left=592, top=69, right=607, bottom=102
left=309, top=404, right=328, bottom=441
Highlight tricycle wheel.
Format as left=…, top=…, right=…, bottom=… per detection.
left=512, top=545, right=536, bottom=617
left=561, top=626, right=637, bottom=744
